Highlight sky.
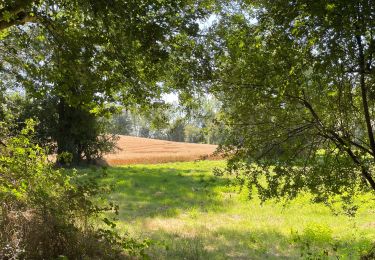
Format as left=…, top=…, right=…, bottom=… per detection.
left=162, top=92, right=179, bottom=104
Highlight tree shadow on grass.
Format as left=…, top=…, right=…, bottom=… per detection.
left=90, top=164, right=374, bottom=259
left=144, top=227, right=373, bottom=260
left=102, top=166, right=229, bottom=219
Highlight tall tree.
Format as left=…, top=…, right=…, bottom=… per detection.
left=209, top=1, right=375, bottom=204
left=0, top=0, right=214, bottom=163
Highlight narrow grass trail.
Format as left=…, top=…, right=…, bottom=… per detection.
left=98, top=161, right=375, bottom=259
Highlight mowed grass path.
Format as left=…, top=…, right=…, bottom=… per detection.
left=98, top=161, right=375, bottom=259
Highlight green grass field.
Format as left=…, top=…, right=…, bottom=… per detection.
left=96, top=160, right=375, bottom=259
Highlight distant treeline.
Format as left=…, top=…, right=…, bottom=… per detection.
left=109, top=97, right=225, bottom=144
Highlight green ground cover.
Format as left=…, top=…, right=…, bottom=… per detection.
left=93, top=161, right=375, bottom=259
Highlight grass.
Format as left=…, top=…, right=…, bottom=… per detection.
left=92, top=160, right=375, bottom=259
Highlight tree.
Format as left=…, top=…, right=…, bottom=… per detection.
left=0, top=0, right=37, bottom=31
left=167, top=118, right=186, bottom=142
left=209, top=1, right=375, bottom=205
left=0, top=0, right=214, bottom=164
left=184, top=124, right=204, bottom=143
left=110, top=111, right=133, bottom=136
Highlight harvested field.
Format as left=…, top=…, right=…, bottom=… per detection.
left=103, top=135, right=219, bottom=165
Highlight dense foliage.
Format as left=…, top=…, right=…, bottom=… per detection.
left=0, top=120, right=149, bottom=258
left=208, top=1, right=375, bottom=205
left=0, top=93, right=118, bottom=164
left=0, top=0, right=214, bottom=164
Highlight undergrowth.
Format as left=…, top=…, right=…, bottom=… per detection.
left=0, top=120, right=149, bottom=259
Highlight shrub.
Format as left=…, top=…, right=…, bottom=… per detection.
left=0, top=120, right=147, bottom=259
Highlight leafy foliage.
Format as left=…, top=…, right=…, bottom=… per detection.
left=0, top=0, right=215, bottom=163
left=207, top=1, right=375, bottom=205
left=0, top=93, right=118, bottom=164
left=0, top=120, right=147, bottom=258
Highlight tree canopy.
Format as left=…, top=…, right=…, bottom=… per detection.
left=1, top=0, right=213, bottom=101
left=208, top=0, right=375, bottom=205
left=0, top=0, right=214, bottom=163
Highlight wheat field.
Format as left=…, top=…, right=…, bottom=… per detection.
left=103, top=135, right=219, bottom=165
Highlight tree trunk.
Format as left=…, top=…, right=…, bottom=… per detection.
left=355, top=35, right=375, bottom=190
left=56, top=98, right=81, bottom=165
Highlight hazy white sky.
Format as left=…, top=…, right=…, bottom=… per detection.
left=162, top=92, right=179, bottom=104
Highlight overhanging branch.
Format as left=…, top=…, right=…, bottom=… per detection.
left=297, top=93, right=375, bottom=190
left=0, top=0, right=39, bottom=31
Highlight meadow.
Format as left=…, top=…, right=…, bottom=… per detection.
left=91, top=160, right=375, bottom=259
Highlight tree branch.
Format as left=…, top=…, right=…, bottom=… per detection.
left=0, top=139, right=6, bottom=147
left=0, top=0, right=39, bottom=31
left=296, top=93, right=375, bottom=190
left=356, top=35, right=375, bottom=157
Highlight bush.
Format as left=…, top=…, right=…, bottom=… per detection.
left=0, top=120, right=147, bottom=259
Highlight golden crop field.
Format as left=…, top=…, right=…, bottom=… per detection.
left=103, top=135, right=219, bottom=165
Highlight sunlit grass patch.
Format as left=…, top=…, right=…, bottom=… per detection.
left=91, top=160, right=375, bottom=259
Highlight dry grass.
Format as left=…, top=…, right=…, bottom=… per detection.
left=103, top=135, right=219, bottom=166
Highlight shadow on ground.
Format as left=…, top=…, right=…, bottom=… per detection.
left=102, top=166, right=229, bottom=219
left=87, top=163, right=374, bottom=259
left=145, top=227, right=373, bottom=260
